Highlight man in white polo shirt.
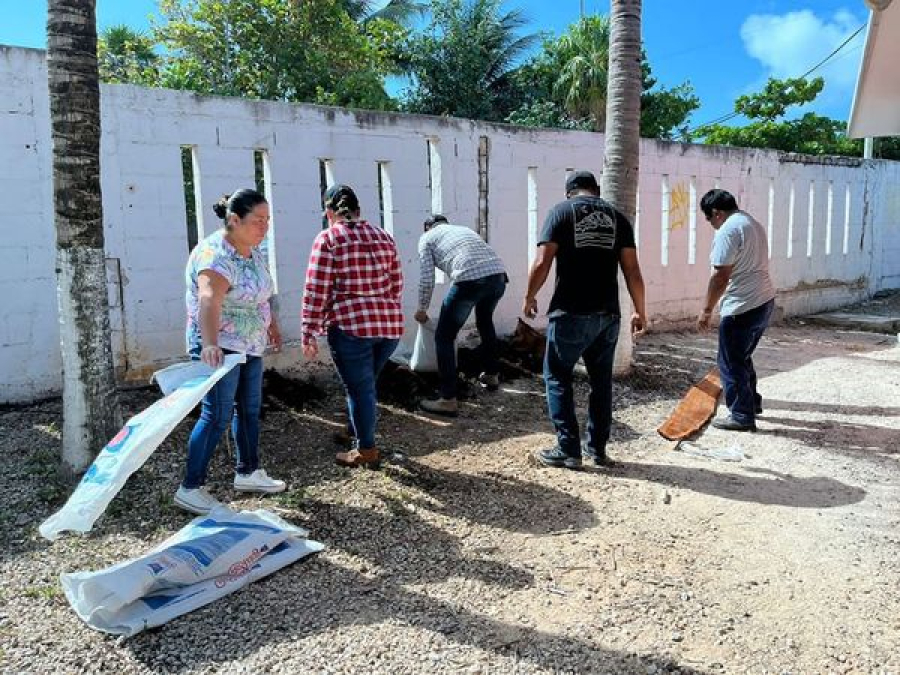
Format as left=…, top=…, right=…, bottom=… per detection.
left=698, top=189, right=777, bottom=432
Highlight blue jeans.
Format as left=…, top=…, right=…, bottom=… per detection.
left=718, top=299, right=774, bottom=426
left=184, top=353, right=263, bottom=489
left=435, top=272, right=507, bottom=398
left=544, top=312, right=620, bottom=458
left=328, top=326, right=399, bottom=449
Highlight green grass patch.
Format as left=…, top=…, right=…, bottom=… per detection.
left=23, top=585, right=62, bottom=601
left=274, top=488, right=308, bottom=510
left=24, top=447, right=59, bottom=479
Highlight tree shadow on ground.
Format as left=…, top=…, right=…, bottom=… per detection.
left=633, top=324, right=898, bottom=393
left=610, top=461, right=866, bottom=508
left=761, top=399, right=900, bottom=417
left=759, top=415, right=900, bottom=460
left=381, top=461, right=598, bottom=535
left=12, top=383, right=569, bottom=564
left=125, top=502, right=703, bottom=675
left=0, top=405, right=65, bottom=565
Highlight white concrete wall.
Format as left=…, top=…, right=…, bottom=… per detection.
left=2, top=45, right=900, bottom=403
left=0, top=47, right=59, bottom=403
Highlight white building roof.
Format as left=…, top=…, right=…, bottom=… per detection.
left=848, top=1, right=900, bottom=138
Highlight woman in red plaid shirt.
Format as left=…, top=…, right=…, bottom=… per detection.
left=301, top=184, right=404, bottom=469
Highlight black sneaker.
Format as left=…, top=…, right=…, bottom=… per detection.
left=582, top=443, right=615, bottom=467
left=535, top=446, right=582, bottom=470
left=711, top=415, right=756, bottom=432
left=728, top=403, right=763, bottom=416
left=478, top=372, right=500, bottom=391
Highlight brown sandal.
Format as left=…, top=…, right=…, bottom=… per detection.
left=335, top=447, right=381, bottom=469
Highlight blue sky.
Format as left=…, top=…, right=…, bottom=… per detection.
left=0, top=0, right=870, bottom=128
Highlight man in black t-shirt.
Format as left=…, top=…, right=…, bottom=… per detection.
left=523, top=171, right=648, bottom=469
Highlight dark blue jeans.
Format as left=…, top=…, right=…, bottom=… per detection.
left=718, top=299, right=775, bottom=425
left=544, top=312, right=620, bottom=458
left=435, top=272, right=507, bottom=398
left=184, top=353, right=263, bottom=489
left=328, top=326, right=399, bottom=449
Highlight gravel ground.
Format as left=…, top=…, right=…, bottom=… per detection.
left=1, top=313, right=899, bottom=674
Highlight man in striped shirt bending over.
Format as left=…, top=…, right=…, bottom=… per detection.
left=415, top=215, right=508, bottom=416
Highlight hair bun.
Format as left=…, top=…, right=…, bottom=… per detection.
left=212, top=195, right=231, bottom=220
left=323, top=184, right=360, bottom=218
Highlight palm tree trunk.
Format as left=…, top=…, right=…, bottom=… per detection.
left=48, top=0, right=121, bottom=477
left=601, top=0, right=642, bottom=220
left=602, top=0, right=642, bottom=375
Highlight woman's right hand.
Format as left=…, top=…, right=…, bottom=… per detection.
left=201, top=345, right=224, bottom=368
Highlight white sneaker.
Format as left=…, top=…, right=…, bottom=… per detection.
left=233, top=469, right=286, bottom=494
left=419, top=397, right=459, bottom=416
left=174, top=486, right=221, bottom=515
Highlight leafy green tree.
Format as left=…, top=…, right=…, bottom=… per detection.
left=730, top=76, right=824, bottom=121
left=693, top=76, right=891, bottom=157
left=402, top=0, right=538, bottom=121
left=152, top=0, right=403, bottom=109
left=505, top=16, right=698, bottom=137
left=550, top=15, right=611, bottom=129
left=505, top=100, right=593, bottom=130
left=639, top=79, right=698, bottom=141
left=340, top=0, right=425, bottom=24
left=98, top=25, right=160, bottom=85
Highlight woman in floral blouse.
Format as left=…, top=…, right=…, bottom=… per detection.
left=177, top=188, right=286, bottom=514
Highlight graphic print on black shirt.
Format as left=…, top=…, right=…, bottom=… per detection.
left=573, top=204, right=617, bottom=249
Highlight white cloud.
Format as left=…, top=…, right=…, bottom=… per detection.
left=740, top=9, right=865, bottom=114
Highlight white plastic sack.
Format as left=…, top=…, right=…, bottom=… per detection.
left=151, top=359, right=220, bottom=396
left=61, top=507, right=324, bottom=636
left=39, top=354, right=245, bottom=541
left=678, top=441, right=745, bottom=462
left=410, top=320, right=439, bottom=372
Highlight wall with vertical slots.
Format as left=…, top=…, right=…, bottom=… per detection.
left=3, top=45, right=899, bottom=402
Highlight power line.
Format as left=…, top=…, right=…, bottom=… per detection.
left=688, top=23, right=866, bottom=135
left=796, top=23, right=866, bottom=80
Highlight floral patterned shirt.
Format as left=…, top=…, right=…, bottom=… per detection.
left=185, top=230, right=273, bottom=356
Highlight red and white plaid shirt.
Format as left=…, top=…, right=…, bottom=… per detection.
left=302, top=219, right=404, bottom=345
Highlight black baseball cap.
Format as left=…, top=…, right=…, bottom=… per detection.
left=565, top=170, right=599, bottom=194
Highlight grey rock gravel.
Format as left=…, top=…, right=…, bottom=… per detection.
left=1, top=322, right=899, bottom=674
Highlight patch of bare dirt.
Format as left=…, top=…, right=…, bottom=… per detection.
left=1, top=323, right=898, bottom=673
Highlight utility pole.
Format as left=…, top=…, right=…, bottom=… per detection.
left=580, top=0, right=585, bottom=17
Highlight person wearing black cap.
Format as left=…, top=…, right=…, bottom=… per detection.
left=523, top=170, right=648, bottom=469
left=301, top=184, right=405, bottom=469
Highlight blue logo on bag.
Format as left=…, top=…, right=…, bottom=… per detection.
left=80, top=464, right=109, bottom=485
